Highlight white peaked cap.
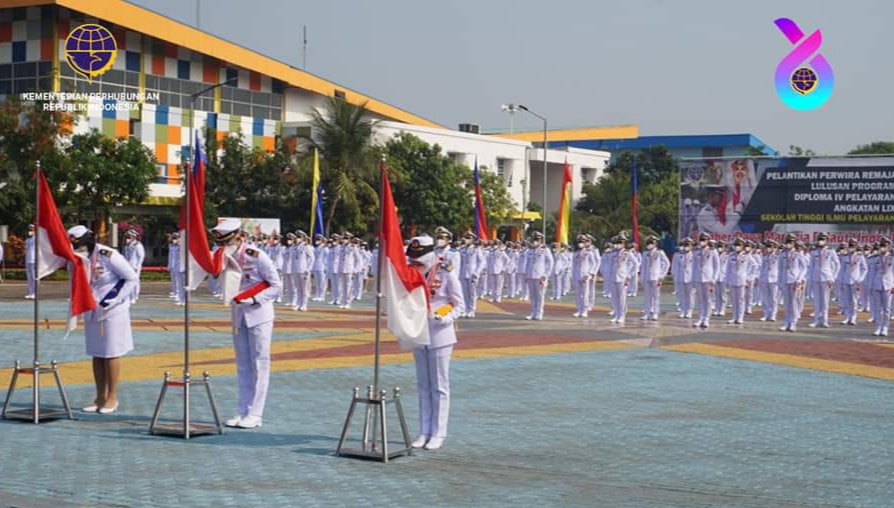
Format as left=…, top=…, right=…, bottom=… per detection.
left=212, top=218, right=242, bottom=235
left=67, top=225, right=89, bottom=238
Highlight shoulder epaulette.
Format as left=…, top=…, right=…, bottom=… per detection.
left=100, top=249, right=112, bottom=257
left=246, top=248, right=259, bottom=257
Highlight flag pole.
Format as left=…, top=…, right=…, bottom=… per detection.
left=32, top=161, right=41, bottom=423
left=373, top=156, right=387, bottom=394
left=2, top=160, right=74, bottom=422
left=335, top=155, right=413, bottom=462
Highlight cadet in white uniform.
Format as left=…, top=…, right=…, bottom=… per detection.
left=725, top=238, right=756, bottom=325
left=572, top=234, right=597, bottom=318
left=122, top=229, right=145, bottom=304
left=406, top=235, right=464, bottom=451
left=327, top=235, right=342, bottom=305
left=169, top=232, right=184, bottom=304
left=69, top=226, right=138, bottom=415
left=458, top=233, right=481, bottom=317
left=610, top=234, right=637, bottom=324
left=24, top=224, right=36, bottom=299
left=281, top=232, right=295, bottom=306
left=778, top=234, right=808, bottom=332
left=676, top=239, right=694, bottom=319
left=839, top=239, right=868, bottom=326
left=312, top=234, right=328, bottom=301
left=759, top=240, right=781, bottom=322
left=808, top=232, right=841, bottom=328
left=871, top=237, right=893, bottom=337
left=713, top=241, right=728, bottom=317
left=338, top=233, right=360, bottom=308
left=692, top=232, right=720, bottom=329
left=641, top=235, right=670, bottom=321
left=488, top=240, right=509, bottom=303
left=525, top=232, right=553, bottom=321
left=291, top=230, right=314, bottom=311
left=215, top=219, right=283, bottom=429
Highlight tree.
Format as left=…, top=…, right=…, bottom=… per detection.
left=310, top=97, right=377, bottom=234
left=383, top=132, right=472, bottom=234
left=0, top=98, right=72, bottom=234
left=55, top=129, right=157, bottom=233
left=603, top=146, right=679, bottom=187
left=787, top=145, right=815, bottom=156
left=848, top=141, right=894, bottom=155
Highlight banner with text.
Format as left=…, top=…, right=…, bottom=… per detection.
left=678, top=157, right=894, bottom=245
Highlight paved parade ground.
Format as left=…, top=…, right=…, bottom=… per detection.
left=2, top=281, right=894, bottom=507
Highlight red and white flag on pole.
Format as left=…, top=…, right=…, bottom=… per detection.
left=179, top=133, right=225, bottom=291
left=36, top=168, right=96, bottom=335
left=379, top=160, right=430, bottom=347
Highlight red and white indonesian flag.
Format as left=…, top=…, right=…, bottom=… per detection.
left=379, top=160, right=430, bottom=347
left=179, top=133, right=226, bottom=293
left=36, top=169, right=96, bottom=335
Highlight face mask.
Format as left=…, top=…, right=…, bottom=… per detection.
left=646, top=244, right=656, bottom=251
left=817, top=240, right=826, bottom=247
left=745, top=246, right=752, bottom=252
left=172, top=239, right=179, bottom=245
left=785, top=243, right=794, bottom=250
left=436, top=239, right=448, bottom=248
left=577, top=243, right=584, bottom=249
left=683, top=246, right=691, bottom=252
left=463, top=238, right=472, bottom=245
left=735, top=245, right=743, bottom=252
left=699, top=241, right=707, bottom=248
left=614, top=243, right=623, bottom=250
left=28, top=231, right=34, bottom=237
left=848, top=247, right=856, bottom=253
left=533, top=240, right=542, bottom=248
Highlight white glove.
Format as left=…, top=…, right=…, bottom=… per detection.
left=100, top=296, right=123, bottom=308
left=435, top=314, right=455, bottom=326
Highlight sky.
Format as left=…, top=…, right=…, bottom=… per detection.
left=132, top=0, right=894, bottom=155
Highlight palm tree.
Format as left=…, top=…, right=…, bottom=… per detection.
left=309, top=97, right=377, bottom=234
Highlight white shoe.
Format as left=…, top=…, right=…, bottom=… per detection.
left=237, top=415, right=263, bottom=429
left=525, top=315, right=533, bottom=320
left=424, top=437, right=445, bottom=450
left=779, top=325, right=789, bottom=332
left=225, top=415, right=243, bottom=427
left=24, top=294, right=35, bottom=299
left=98, top=402, right=118, bottom=415
left=81, top=403, right=100, bottom=412
left=411, top=435, right=429, bottom=448
left=617, top=319, right=625, bottom=325
left=840, top=320, right=850, bottom=325
left=727, top=319, right=736, bottom=324
left=734, top=320, right=743, bottom=325
left=640, top=315, right=649, bottom=321
left=299, top=306, right=307, bottom=311
left=808, top=322, right=818, bottom=328
left=819, top=323, right=830, bottom=328
left=580, top=313, right=588, bottom=319
left=882, top=328, right=889, bottom=337
left=873, top=329, right=881, bottom=337
left=759, top=317, right=768, bottom=322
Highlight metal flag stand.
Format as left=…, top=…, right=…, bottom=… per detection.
left=148, top=86, right=231, bottom=439
left=2, top=161, right=75, bottom=423
left=336, top=158, right=413, bottom=462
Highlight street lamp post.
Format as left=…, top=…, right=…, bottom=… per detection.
left=518, top=105, right=547, bottom=237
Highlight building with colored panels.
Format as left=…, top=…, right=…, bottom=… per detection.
left=0, top=0, right=441, bottom=206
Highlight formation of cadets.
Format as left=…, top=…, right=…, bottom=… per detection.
left=155, top=226, right=894, bottom=337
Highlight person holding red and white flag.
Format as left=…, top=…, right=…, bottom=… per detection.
left=212, top=218, right=282, bottom=430
left=67, top=225, right=137, bottom=415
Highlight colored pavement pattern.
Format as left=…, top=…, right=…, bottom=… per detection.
left=1, top=281, right=893, bottom=507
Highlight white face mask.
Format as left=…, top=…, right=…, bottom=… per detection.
left=735, top=245, right=743, bottom=252
left=577, top=243, right=584, bottom=249
left=699, top=241, right=707, bottom=248
left=437, top=239, right=448, bottom=248
left=818, top=240, right=826, bottom=247
left=533, top=240, right=542, bottom=248
left=646, top=244, right=656, bottom=250
left=683, top=246, right=691, bottom=252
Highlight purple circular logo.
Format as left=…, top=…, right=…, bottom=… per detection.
left=64, top=24, right=118, bottom=81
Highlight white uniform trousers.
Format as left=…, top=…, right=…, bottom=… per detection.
left=507, top=273, right=516, bottom=299
left=714, top=282, right=726, bottom=315
left=289, top=273, right=301, bottom=307
left=353, top=272, right=365, bottom=300
left=461, top=278, right=478, bottom=315
left=782, top=283, right=799, bottom=328
left=282, top=272, right=294, bottom=304
left=575, top=277, right=590, bottom=315
left=172, top=271, right=184, bottom=303
left=643, top=280, right=661, bottom=319
left=207, top=273, right=220, bottom=296
left=233, top=317, right=272, bottom=418
left=696, top=282, right=712, bottom=324
left=520, top=273, right=530, bottom=300
left=528, top=279, right=546, bottom=319
left=413, top=345, right=452, bottom=439
left=679, top=282, right=693, bottom=317
left=729, top=285, right=745, bottom=322
left=762, top=282, right=779, bottom=321
left=337, top=273, right=352, bottom=306
left=565, top=271, right=573, bottom=296
left=312, top=270, right=327, bottom=300
left=328, top=272, right=340, bottom=304
left=25, top=262, right=35, bottom=295
left=588, top=277, right=597, bottom=309
left=839, top=284, right=855, bottom=323
left=859, top=283, right=870, bottom=312
left=811, top=281, right=832, bottom=326
left=550, top=274, right=560, bottom=299
left=872, top=289, right=892, bottom=334
left=169, top=270, right=177, bottom=295
left=627, top=273, right=639, bottom=297
left=477, top=273, right=487, bottom=298
left=612, top=281, right=628, bottom=321
left=132, top=273, right=141, bottom=301
left=295, top=272, right=311, bottom=308
left=489, top=273, right=505, bottom=302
